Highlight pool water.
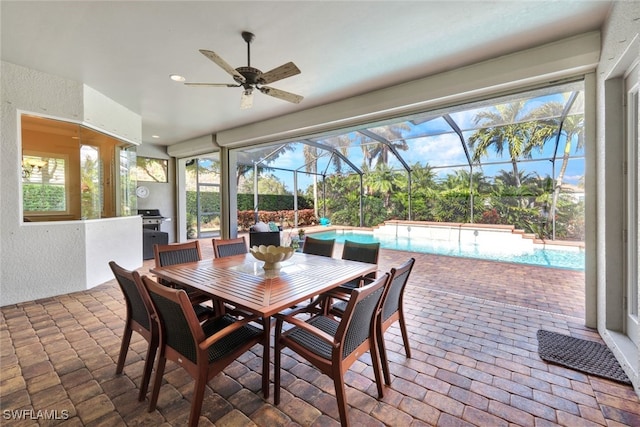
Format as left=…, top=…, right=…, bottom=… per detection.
left=310, top=230, right=585, bottom=270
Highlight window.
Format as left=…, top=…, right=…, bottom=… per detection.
left=22, top=153, right=68, bottom=213
left=21, top=114, right=136, bottom=221
left=136, top=157, right=168, bottom=182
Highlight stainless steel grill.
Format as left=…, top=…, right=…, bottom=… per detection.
left=139, top=209, right=166, bottom=231
left=139, top=209, right=168, bottom=260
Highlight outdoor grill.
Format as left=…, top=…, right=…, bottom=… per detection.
left=139, top=208, right=166, bottom=231
left=139, top=209, right=168, bottom=259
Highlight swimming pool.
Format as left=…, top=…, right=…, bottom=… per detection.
left=310, top=230, right=585, bottom=270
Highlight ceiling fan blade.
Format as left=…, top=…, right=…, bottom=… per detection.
left=259, top=62, right=301, bottom=85
left=184, top=82, right=240, bottom=87
left=199, top=49, right=246, bottom=83
left=259, top=86, right=303, bottom=104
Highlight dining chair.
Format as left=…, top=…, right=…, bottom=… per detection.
left=338, top=240, right=381, bottom=290
left=315, top=239, right=381, bottom=314
left=108, top=261, right=158, bottom=402
left=274, top=274, right=389, bottom=427
left=212, top=236, right=248, bottom=258
left=153, top=241, right=215, bottom=320
left=302, top=236, right=335, bottom=257
left=212, top=236, right=253, bottom=315
left=328, top=258, right=416, bottom=384
left=141, top=275, right=265, bottom=427
left=376, top=257, right=415, bottom=384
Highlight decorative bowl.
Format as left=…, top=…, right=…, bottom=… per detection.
left=249, top=245, right=295, bottom=271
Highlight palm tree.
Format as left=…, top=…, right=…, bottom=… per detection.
left=468, top=101, right=556, bottom=188
left=322, top=133, right=363, bottom=174
left=303, top=144, right=320, bottom=217
left=362, top=124, right=410, bottom=167
left=529, top=99, right=584, bottom=228
left=364, top=163, right=397, bottom=209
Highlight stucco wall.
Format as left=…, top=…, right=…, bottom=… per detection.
left=0, top=61, right=143, bottom=306
left=596, top=1, right=640, bottom=392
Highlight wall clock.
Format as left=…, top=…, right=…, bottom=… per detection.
left=136, top=186, right=150, bottom=198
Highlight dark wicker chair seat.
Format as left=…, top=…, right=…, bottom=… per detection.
left=287, top=316, right=339, bottom=359
left=202, top=315, right=263, bottom=362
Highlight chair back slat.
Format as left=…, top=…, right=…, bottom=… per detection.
left=158, top=248, right=200, bottom=266
left=339, top=274, right=388, bottom=358
left=154, top=241, right=202, bottom=268
left=341, top=240, right=380, bottom=264
left=341, top=240, right=380, bottom=280
left=302, top=236, right=335, bottom=257
left=381, top=258, right=415, bottom=321
left=213, top=237, right=248, bottom=258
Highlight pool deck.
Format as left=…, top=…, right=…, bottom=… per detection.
left=2, top=240, right=639, bottom=426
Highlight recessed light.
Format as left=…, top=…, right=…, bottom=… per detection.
left=151, top=135, right=160, bottom=139
left=170, top=74, right=186, bottom=82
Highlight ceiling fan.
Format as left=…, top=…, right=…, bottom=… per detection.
left=185, top=31, right=303, bottom=109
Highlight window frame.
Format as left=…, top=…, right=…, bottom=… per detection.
left=22, top=150, right=71, bottom=217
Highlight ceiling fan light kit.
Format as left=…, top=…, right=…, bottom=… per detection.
left=185, top=31, right=303, bottom=109
left=240, top=88, right=254, bottom=109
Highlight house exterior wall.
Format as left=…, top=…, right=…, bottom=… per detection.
left=0, top=61, right=142, bottom=306
left=596, top=1, right=640, bottom=393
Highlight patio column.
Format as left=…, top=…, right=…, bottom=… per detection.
left=220, top=147, right=239, bottom=239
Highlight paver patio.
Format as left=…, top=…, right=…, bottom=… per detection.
left=2, top=242, right=639, bottom=426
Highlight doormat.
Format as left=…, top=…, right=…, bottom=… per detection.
left=537, top=330, right=631, bottom=385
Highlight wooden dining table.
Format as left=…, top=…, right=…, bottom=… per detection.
left=150, top=251, right=377, bottom=398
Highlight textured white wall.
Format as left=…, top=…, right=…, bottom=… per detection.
left=0, top=61, right=142, bottom=306
left=596, top=1, right=640, bottom=393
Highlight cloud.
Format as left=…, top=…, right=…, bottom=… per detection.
left=408, top=134, right=467, bottom=167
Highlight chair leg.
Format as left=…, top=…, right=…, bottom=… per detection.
left=138, top=335, right=158, bottom=401
left=370, top=336, right=385, bottom=398
left=116, top=325, right=133, bottom=374
left=399, top=313, right=412, bottom=358
left=377, top=325, right=392, bottom=385
left=148, top=356, right=166, bottom=412
left=189, top=374, right=207, bottom=427
left=333, top=374, right=350, bottom=427
left=274, top=319, right=283, bottom=405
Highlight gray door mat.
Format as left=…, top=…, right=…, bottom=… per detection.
left=537, top=330, right=631, bottom=385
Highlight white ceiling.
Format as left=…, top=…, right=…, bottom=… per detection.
left=1, top=1, right=612, bottom=147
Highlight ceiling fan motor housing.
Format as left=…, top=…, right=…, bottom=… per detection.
left=235, top=66, right=263, bottom=88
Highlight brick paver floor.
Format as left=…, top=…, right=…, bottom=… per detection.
left=2, top=242, right=639, bottom=426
